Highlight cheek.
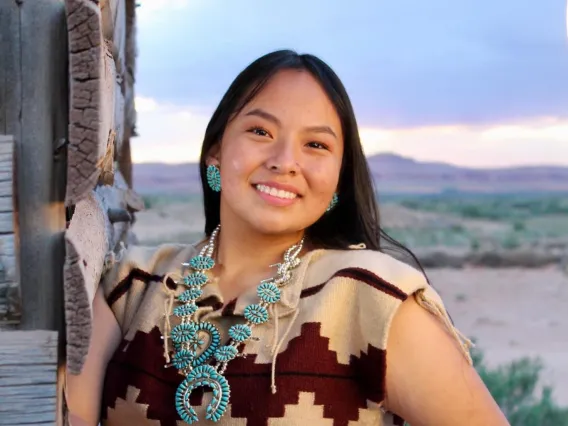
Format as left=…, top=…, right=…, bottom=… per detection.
left=304, top=162, right=340, bottom=196
left=221, top=139, right=259, bottom=182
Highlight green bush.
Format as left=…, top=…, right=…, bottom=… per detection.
left=472, top=347, right=568, bottom=425
left=501, top=233, right=522, bottom=250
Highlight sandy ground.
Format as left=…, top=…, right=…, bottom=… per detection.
left=429, top=267, right=568, bottom=405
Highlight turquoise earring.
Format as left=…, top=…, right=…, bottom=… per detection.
left=207, top=165, right=221, bottom=192
left=326, top=193, right=339, bottom=212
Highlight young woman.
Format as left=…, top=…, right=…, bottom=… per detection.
left=66, top=50, right=509, bottom=426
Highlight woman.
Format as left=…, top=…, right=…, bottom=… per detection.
left=66, top=50, right=509, bottom=425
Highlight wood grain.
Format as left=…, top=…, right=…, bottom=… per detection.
left=0, top=331, right=58, bottom=425
left=0, top=2, right=21, bottom=137
left=65, top=0, right=119, bottom=205
left=0, top=330, right=58, bottom=426
left=122, top=0, right=137, bottom=186
left=0, top=2, right=68, bottom=423
left=101, top=0, right=126, bottom=79
left=64, top=171, right=140, bottom=374
left=0, top=137, right=19, bottom=325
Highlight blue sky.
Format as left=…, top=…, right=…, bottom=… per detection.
left=132, top=0, right=568, bottom=167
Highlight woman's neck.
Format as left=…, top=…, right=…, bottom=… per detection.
left=211, top=219, right=304, bottom=301
left=216, top=223, right=303, bottom=276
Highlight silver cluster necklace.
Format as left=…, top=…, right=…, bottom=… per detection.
left=163, top=225, right=304, bottom=424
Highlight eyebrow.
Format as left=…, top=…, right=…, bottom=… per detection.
left=244, top=108, right=338, bottom=139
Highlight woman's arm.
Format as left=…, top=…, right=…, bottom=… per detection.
left=385, top=296, right=510, bottom=426
left=66, top=285, right=122, bottom=426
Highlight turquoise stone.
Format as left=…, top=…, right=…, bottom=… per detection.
left=172, top=349, right=195, bottom=369
left=214, top=345, right=238, bottom=362
left=183, top=272, right=208, bottom=287
left=178, top=287, right=203, bottom=303
left=243, top=304, right=269, bottom=324
left=188, top=255, right=215, bottom=270
left=173, top=304, right=197, bottom=317
left=187, top=321, right=221, bottom=367
left=176, top=365, right=230, bottom=424
left=171, top=323, right=197, bottom=344
left=257, top=282, right=281, bottom=304
left=228, top=324, right=252, bottom=342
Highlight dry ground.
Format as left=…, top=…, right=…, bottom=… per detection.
left=430, top=267, right=568, bottom=405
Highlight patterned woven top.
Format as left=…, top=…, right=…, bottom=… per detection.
left=99, top=243, right=469, bottom=426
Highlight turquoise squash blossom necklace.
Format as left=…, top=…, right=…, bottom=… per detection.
left=164, top=225, right=304, bottom=424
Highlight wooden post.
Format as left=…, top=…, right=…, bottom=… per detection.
left=0, top=0, right=68, bottom=425
left=0, top=0, right=139, bottom=423
left=63, top=0, right=141, bottom=376
left=0, top=136, right=20, bottom=325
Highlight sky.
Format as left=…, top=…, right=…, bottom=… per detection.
left=132, top=0, right=568, bottom=167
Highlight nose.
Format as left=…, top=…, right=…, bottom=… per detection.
left=265, top=138, right=300, bottom=175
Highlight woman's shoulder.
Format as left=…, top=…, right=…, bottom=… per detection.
left=305, top=247, right=429, bottom=300
left=304, top=247, right=471, bottom=364
left=120, top=242, right=200, bottom=268
left=100, top=241, right=202, bottom=297
left=99, top=241, right=203, bottom=333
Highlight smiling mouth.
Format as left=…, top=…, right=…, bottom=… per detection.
left=254, top=184, right=299, bottom=200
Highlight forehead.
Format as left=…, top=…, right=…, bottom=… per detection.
left=241, top=70, right=342, bottom=130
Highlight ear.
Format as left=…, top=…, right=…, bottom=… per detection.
left=205, top=143, right=221, bottom=167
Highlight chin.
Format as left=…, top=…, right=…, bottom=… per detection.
left=243, top=212, right=309, bottom=236
left=248, top=219, right=302, bottom=236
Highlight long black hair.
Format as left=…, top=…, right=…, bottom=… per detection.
left=199, top=50, right=425, bottom=272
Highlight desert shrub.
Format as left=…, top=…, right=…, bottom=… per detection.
left=393, top=193, right=568, bottom=221
left=501, top=233, right=522, bottom=250
left=142, top=195, right=155, bottom=209
left=470, top=238, right=481, bottom=252
left=472, top=347, right=568, bottom=425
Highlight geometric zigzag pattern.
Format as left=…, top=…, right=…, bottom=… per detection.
left=99, top=243, right=443, bottom=426
left=102, top=321, right=405, bottom=425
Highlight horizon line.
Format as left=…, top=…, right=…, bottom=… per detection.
left=131, top=152, right=568, bottom=170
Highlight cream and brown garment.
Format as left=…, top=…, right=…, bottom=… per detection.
left=100, top=243, right=471, bottom=426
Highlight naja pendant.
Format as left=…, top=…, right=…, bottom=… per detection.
left=175, top=365, right=231, bottom=424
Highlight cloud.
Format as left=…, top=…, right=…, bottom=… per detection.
left=132, top=98, right=568, bottom=167
left=134, top=0, right=568, bottom=128
left=136, top=0, right=192, bottom=24
left=359, top=118, right=568, bottom=167
left=132, top=97, right=211, bottom=163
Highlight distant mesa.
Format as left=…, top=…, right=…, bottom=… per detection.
left=133, top=153, right=568, bottom=195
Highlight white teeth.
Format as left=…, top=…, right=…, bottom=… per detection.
left=256, top=184, right=297, bottom=200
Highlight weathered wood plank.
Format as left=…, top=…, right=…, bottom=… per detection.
left=121, top=0, right=137, bottom=187
left=0, top=137, right=19, bottom=325
left=65, top=0, right=120, bottom=205
left=0, top=213, right=14, bottom=234
left=63, top=192, right=107, bottom=374
left=0, top=2, right=22, bottom=138
left=0, top=197, right=13, bottom=214
left=0, top=331, right=58, bottom=425
left=64, top=170, right=142, bottom=373
left=0, top=233, right=18, bottom=325
left=118, top=134, right=133, bottom=187
left=101, top=0, right=132, bottom=174
left=11, top=0, right=68, bottom=330
left=101, top=0, right=126, bottom=77
left=113, top=77, right=125, bottom=156
left=2, top=2, right=68, bottom=422
left=0, top=179, right=13, bottom=198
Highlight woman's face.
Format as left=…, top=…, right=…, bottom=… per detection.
left=210, top=69, right=344, bottom=236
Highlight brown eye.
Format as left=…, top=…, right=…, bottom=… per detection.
left=306, top=141, right=329, bottom=150
left=249, top=127, right=270, bottom=137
